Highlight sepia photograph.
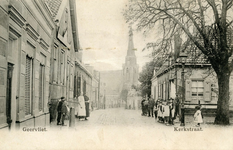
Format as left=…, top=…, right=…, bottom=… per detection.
left=0, top=0, right=233, bottom=149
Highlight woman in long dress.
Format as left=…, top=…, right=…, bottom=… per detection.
left=84, top=93, right=90, bottom=120
left=77, top=92, right=86, bottom=120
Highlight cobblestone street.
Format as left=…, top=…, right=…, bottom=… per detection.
left=1, top=108, right=233, bottom=150
left=44, top=108, right=233, bottom=149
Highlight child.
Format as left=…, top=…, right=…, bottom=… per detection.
left=194, top=106, right=203, bottom=127
left=168, top=98, right=175, bottom=125
left=154, top=100, right=158, bottom=120
left=157, top=100, right=163, bottom=122
left=163, top=100, right=170, bottom=125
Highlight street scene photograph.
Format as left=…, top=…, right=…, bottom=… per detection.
left=0, top=0, right=233, bottom=149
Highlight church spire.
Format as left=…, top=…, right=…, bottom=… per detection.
left=127, top=26, right=135, bottom=56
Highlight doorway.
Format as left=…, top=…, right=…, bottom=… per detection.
left=6, top=63, right=13, bottom=130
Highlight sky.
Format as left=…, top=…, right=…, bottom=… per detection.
left=76, top=0, right=153, bottom=71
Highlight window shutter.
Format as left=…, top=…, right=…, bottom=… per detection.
left=185, top=80, right=191, bottom=101
left=25, top=56, right=31, bottom=115
left=39, top=64, right=44, bottom=111
left=204, top=79, right=211, bottom=101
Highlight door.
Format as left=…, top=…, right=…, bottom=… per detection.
left=6, top=63, right=13, bottom=129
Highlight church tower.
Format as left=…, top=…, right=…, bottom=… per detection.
left=122, top=27, right=139, bottom=90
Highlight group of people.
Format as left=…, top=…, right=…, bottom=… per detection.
left=141, top=96, right=177, bottom=126
left=56, top=92, right=90, bottom=126
left=141, top=95, right=203, bottom=126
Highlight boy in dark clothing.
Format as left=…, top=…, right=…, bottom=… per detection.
left=57, top=97, right=65, bottom=125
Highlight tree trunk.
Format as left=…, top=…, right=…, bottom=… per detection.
left=214, top=71, right=230, bottom=125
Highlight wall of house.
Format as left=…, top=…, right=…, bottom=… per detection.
left=48, top=0, right=78, bottom=122
left=154, top=65, right=219, bottom=109
left=151, top=77, right=158, bottom=100
left=0, top=0, right=54, bottom=129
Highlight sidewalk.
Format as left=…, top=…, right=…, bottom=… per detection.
left=49, top=109, right=98, bottom=131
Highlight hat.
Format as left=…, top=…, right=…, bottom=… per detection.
left=195, top=106, right=200, bottom=110
left=61, top=97, right=65, bottom=100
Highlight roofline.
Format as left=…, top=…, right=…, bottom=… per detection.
left=69, top=0, right=80, bottom=52
left=75, top=60, right=92, bottom=78
left=154, top=62, right=212, bottom=78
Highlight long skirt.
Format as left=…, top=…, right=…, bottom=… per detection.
left=77, top=105, right=86, bottom=117
left=85, top=102, right=90, bottom=117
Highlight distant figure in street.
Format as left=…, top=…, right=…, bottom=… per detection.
left=91, top=101, right=94, bottom=111
left=57, top=97, right=65, bottom=125
left=141, top=97, right=146, bottom=116
left=77, top=92, right=86, bottom=120
left=84, top=93, right=90, bottom=120
left=143, top=98, right=149, bottom=116
left=194, top=105, right=203, bottom=127
left=148, top=95, right=155, bottom=117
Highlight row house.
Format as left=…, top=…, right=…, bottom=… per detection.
left=152, top=52, right=233, bottom=111
left=85, top=64, right=99, bottom=108
left=151, top=53, right=219, bottom=110
left=46, top=0, right=93, bottom=122
left=99, top=81, right=106, bottom=109
left=0, top=0, right=93, bottom=130
left=0, top=0, right=54, bottom=130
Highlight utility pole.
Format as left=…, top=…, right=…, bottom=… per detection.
left=98, top=72, right=100, bottom=109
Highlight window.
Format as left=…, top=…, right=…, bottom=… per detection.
left=53, top=46, right=58, bottom=82
left=83, top=80, right=86, bottom=94
left=154, top=86, right=156, bottom=100
left=60, top=51, right=65, bottom=85
left=158, top=84, right=161, bottom=98
left=25, top=56, right=33, bottom=115
left=39, top=64, right=45, bottom=111
left=70, top=74, right=73, bottom=90
left=77, top=76, right=81, bottom=96
left=211, top=84, right=218, bottom=101
left=191, top=80, right=204, bottom=100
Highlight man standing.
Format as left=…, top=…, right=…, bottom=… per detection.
left=57, top=97, right=65, bottom=125
left=143, top=97, right=149, bottom=116
left=148, top=95, right=155, bottom=117
left=84, top=93, right=90, bottom=120
left=141, top=97, right=146, bottom=116
left=61, top=100, right=68, bottom=126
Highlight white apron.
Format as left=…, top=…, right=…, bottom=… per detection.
left=77, top=96, right=86, bottom=117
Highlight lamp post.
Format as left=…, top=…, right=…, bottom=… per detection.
left=179, top=51, right=187, bottom=126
